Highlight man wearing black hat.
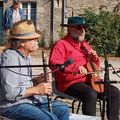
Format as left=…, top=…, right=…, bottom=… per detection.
left=49, top=16, right=120, bottom=120
left=3, top=0, right=25, bottom=34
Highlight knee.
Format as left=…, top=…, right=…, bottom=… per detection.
left=54, top=101, right=69, bottom=113
left=111, top=86, right=120, bottom=100
left=58, top=103, right=69, bottom=112
left=87, top=90, right=97, bottom=101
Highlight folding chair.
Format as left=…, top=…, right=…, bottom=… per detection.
left=52, top=80, right=102, bottom=115
left=52, top=80, right=81, bottom=113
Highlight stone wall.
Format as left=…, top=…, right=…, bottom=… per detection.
left=52, top=0, right=120, bottom=44
left=3, top=0, right=120, bottom=46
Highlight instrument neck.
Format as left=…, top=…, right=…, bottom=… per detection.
left=81, top=44, right=96, bottom=71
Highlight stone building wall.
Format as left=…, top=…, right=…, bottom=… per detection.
left=36, top=0, right=51, bottom=47
left=3, top=0, right=120, bottom=47
left=52, top=0, right=120, bottom=44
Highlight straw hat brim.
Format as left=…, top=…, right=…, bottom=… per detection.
left=9, top=31, right=41, bottom=40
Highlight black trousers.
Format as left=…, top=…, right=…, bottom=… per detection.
left=65, top=82, right=120, bottom=120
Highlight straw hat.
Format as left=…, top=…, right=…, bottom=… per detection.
left=9, top=20, right=41, bottom=40
left=61, top=16, right=88, bottom=27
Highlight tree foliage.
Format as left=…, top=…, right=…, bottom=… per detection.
left=82, top=8, right=120, bottom=56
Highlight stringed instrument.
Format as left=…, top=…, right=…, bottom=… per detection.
left=81, top=45, right=104, bottom=93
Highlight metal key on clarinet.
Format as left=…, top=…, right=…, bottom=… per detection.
left=42, top=50, right=52, bottom=113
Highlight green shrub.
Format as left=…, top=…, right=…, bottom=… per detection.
left=82, top=8, right=120, bottom=56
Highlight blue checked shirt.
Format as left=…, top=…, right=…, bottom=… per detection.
left=0, top=49, right=46, bottom=115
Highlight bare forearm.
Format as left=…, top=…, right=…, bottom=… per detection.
left=22, top=86, right=37, bottom=98
left=22, top=83, right=52, bottom=98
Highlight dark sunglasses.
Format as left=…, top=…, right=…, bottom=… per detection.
left=76, top=26, right=85, bottom=30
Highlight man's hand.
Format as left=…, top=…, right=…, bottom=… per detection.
left=79, top=66, right=87, bottom=75
left=90, top=50, right=99, bottom=61
left=22, top=82, right=52, bottom=98
left=36, top=73, right=52, bottom=84
left=35, top=83, right=52, bottom=95
left=34, top=83, right=52, bottom=95
left=36, top=73, right=46, bottom=83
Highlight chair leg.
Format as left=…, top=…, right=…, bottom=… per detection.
left=99, top=99, right=102, bottom=117
left=54, top=96, right=82, bottom=114
left=72, top=100, right=81, bottom=114
left=97, top=98, right=103, bottom=117
left=72, top=100, right=76, bottom=113
left=76, top=101, right=81, bottom=114
left=54, top=96, right=65, bottom=100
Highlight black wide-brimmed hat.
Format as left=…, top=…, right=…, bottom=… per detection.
left=61, top=16, right=88, bottom=27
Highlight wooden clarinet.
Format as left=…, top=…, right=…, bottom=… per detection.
left=42, top=50, right=52, bottom=112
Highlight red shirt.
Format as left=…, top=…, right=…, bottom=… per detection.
left=49, top=35, right=100, bottom=92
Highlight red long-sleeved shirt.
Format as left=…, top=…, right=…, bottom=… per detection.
left=49, top=35, right=100, bottom=92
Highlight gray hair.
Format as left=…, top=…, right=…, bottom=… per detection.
left=8, top=38, right=22, bottom=49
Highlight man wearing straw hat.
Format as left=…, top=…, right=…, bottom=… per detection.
left=49, top=16, right=120, bottom=120
left=0, top=20, right=69, bottom=120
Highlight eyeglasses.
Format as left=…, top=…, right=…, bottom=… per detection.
left=70, top=26, right=85, bottom=30
left=76, top=26, right=85, bottom=30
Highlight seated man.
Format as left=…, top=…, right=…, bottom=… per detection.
left=49, top=16, right=120, bottom=120
left=0, top=20, right=69, bottom=120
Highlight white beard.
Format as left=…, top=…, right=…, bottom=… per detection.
left=70, top=32, right=84, bottom=43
